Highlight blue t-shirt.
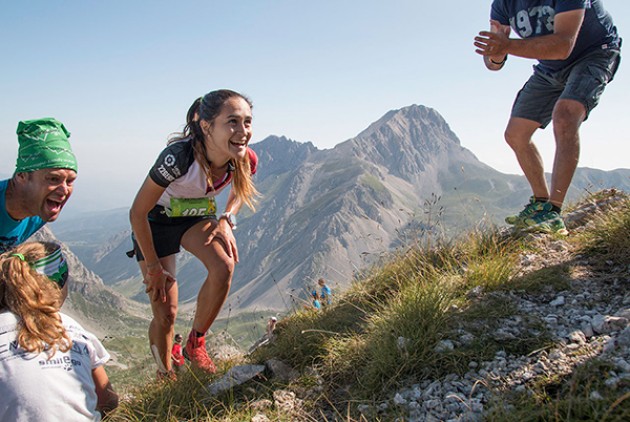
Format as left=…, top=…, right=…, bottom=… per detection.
left=491, top=0, right=620, bottom=71
left=320, top=285, right=332, bottom=305
left=0, top=179, right=45, bottom=252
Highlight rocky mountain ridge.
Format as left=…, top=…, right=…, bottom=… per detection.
left=50, top=104, right=630, bottom=316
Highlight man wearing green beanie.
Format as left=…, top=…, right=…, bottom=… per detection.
left=1, top=118, right=78, bottom=252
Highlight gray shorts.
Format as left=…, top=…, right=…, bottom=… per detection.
left=512, top=47, right=621, bottom=128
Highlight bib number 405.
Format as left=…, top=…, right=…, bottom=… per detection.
left=181, top=207, right=207, bottom=217
left=168, top=197, right=217, bottom=218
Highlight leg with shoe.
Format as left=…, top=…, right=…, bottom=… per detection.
left=144, top=255, right=179, bottom=380
left=181, top=219, right=236, bottom=373
left=504, top=116, right=569, bottom=234
left=504, top=49, right=620, bottom=235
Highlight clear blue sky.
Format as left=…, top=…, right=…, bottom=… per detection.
left=1, top=1, right=628, bottom=214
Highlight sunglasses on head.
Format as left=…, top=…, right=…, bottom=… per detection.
left=31, top=245, right=69, bottom=289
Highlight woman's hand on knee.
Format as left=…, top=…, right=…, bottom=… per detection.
left=204, top=223, right=239, bottom=263
left=144, top=268, right=176, bottom=303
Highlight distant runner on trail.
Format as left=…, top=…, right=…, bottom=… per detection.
left=474, top=0, right=621, bottom=234
left=129, top=89, right=259, bottom=379
left=1, top=118, right=77, bottom=253
left=0, top=242, right=118, bottom=421
left=318, top=277, right=332, bottom=305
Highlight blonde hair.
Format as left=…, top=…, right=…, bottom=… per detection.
left=170, top=90, right=259, bottom=211
left=0, top=242, right=71, bottom=357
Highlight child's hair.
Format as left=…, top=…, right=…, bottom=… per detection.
left=0, top=242, right=71, bottom=357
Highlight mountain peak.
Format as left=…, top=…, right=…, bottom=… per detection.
left=355, top=104, right=456, bottom=144
left=331, top=104, right=472, bottom=185
left=253, top=135, right=319, bottom=178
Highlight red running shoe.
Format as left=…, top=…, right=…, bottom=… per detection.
left=183, top=330, right=216, bottom=373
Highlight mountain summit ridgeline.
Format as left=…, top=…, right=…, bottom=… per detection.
left=52, top=104, right=630, bottom=314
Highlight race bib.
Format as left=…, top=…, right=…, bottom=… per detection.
left=167, top=197, right=217, bottom=217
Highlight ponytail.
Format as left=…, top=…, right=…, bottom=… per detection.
left=0, top=242, right=71, bottom=357
left=232, top=153, right=258, bottom=212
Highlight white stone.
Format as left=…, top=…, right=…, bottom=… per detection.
left=581, top=322, right=594, bottom=338
left=550, top=296, right=565, bottom=307
left=435, top=340, right=455, bottom=353
left=567, top=330, right=586, bottom=344
left=393, top=393, right=407, bottom=406
left=592, top=315, right=629, bottom=335
left=252, top=413, right=270, bottom=422
left=590, top=391, right=604, bottom=401
left=605, top=377, right=619, bottom=389
left=424, top=399, right=441, bottom=410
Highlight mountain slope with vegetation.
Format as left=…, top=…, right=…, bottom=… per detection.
left=108, top=190, right=630, bottom=421
left=51, top=104, right=630, bottom=317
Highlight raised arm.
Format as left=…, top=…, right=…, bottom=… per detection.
left=475, top=9, right=585, bottom=67
left=479, top=20, right=512, bottom=71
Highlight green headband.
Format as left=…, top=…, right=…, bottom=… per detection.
left=15, top=118, right=78, bottom=173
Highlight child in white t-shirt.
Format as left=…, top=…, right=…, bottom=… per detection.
left=0, top=242, right=118, bottom=421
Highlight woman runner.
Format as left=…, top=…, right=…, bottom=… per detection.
left=129, top=89, right=258, bottom=377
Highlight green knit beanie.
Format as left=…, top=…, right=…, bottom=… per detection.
left=15, top=118, right=78, bottom=173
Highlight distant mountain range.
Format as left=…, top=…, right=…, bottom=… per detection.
left=50, top=104, right=630, bottom=317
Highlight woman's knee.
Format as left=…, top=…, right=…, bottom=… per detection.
left=202, top=253, right=235, bottom=279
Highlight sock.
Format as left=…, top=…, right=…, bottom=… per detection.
left=534, top=197, right=549, bottom=203
left=551, top=205, right=561, bottom=214
left=194, top=330, right=205, bottom=338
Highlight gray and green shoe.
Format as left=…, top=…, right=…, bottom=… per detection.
left=507, top=199, right=568, bottom=235
left=505, top=197, right=543, bottom=225
left=519, top=209, right=568, bottom=235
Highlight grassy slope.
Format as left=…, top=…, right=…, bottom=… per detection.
left=106, top=191, right=630, bottom=421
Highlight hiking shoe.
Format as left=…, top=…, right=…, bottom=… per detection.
left=505, top=197, right=544, bottom=225
left=518, top=207, right=568, bottom=235
left=183, top=331, right=216, bottom=373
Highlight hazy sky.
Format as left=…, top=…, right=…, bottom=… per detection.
left=1, top=1, right=628, bottom=214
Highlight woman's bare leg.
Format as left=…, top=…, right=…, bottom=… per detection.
left=140, top=254, right=178, bottom=373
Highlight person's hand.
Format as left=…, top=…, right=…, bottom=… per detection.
left=474, top=19, right=511, bottom=57
left=204, top=219, right=239, bottom=262
left=144, top=267, right=176, bottom=303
